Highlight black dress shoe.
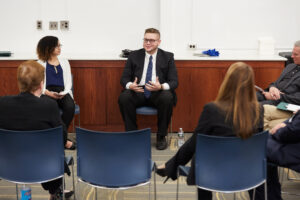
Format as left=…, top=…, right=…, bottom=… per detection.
left=156, top=168, right=170, bottom=183
left=156, top=136, right=167, bottom=150
left=64, top=190, right=74, bottom=199
left=156, top=168, right=167, bottom=177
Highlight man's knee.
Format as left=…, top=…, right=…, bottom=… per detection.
left=118, top=90, right=133, bottom=105
left=157, top=91, right=173, bottom=105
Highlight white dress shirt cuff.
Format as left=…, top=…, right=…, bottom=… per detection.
left=126, top=82, right=133, bottom=89
left=162, top=83, right=170, bottom=90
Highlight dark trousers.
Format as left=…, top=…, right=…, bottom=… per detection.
left=56, top=94, right=75, bottom=130
left=249, top=164, right=282, bottom=200
left=42, top=178, right=62, bottom=194
left=46, top=86, right=75, bottom=130
left=41, top=162, right=71, bottom=194
left=118, top=90, right=174, bottom=136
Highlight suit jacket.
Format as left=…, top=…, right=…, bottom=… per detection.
left=120, top=48, right=178, bottom=103
left=165, top=103, right=264, bottom=185
left=269, top=63, right=300, bottom=104
left=267, top=111, right=300, bottom=172
left=0, top=92, right=67, bottom=143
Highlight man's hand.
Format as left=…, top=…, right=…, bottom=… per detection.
left=129, top=77, right=144, bottom=93
left=269, top=122, right=286, bottom=135
left=268, top=86, right=281, bottom=100
left=145, top=77, right=162, bottom=91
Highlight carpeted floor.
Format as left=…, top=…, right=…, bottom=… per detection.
left=1, top=133, right=300, bottom=200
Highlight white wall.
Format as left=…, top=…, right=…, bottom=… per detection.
left=0, top=0, right=299, bottom=56
left=161, top=0, right=300, bottom=54
left=0, top=0, right=160, bottom=55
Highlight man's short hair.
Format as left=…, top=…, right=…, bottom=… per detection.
left=295, top=40, right=300, bottom=47
left=17, top=60, right=45, bottom=93
left=145, top=28, right=160, bottom=39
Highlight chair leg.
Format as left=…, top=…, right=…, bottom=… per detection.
left=176, top=169, right=180, bottom=200
left=252, top=189, right=256, bottom=200
left=16, top=184, right=18, bottom=200
left=71, top=163, right=76, bottom=200
left=154, top=168, right=157, bottom=200
left=63, top=176, right=65, bottom=200
left=78, top=114, right=80, bottom=127
left=148, top=180, right=151, bottom=200
left=95, top=188, right=97, bottom=200
left=234, top=193, right=236, bottom=200
left=264, top=182, right=267, bottom=200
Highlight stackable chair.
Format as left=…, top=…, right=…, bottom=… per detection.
left=176, top=131, right=268, bottom=200
left=76, top=127, right=156, bottom=200
left=0, top=126, right=75, bottom=200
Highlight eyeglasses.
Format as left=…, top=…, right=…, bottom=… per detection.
left=56, top=44, right=63, bottom=48
left=143, top=38, right=158, bottom=44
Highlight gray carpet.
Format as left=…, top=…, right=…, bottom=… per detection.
left=1, top=133, right=300, bottom=200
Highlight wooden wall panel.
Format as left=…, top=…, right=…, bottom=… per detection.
left=0, top=59, right=285, bottom=132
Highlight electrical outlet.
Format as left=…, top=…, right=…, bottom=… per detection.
left=188, top=44, right=197, bottom=49
left=49, top=21, right=58, bottom=30
left=60, top=20, right=69, bottom=30
left=36, top=20, right=42, bottom=30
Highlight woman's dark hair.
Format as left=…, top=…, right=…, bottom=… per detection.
left=36, top=36, right=59, bottom=62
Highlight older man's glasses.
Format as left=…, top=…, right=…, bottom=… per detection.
left=143, top=38, right=158, bottom=44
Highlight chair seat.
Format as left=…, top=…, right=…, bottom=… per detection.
left=136, top=106, right=157, bottom=115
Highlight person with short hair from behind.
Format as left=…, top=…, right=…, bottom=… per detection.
left=156, top=62, right=263, bottom=200
left=261, top=40, right=300, bottom=130
left=36, top=36, right=75, bottom=150
left=257, top=40, right=300, bottom=105
left=118, top=28, right=178, bottom=150
left=0, top=60, right=73, bottom=200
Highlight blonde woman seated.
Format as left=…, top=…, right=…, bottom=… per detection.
left=156, top=62, right=264, bottom=200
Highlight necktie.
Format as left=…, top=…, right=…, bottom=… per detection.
left=144, top=55, right=153, bottom=98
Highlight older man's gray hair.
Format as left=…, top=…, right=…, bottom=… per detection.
left=295, top=40, right=300, bottom=47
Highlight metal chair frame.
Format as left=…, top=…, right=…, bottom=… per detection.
left=0, top=127, right=69, bottom=200
left=76, top=127, right=156, bottom=200
left=176, top=131, right=268, bottom=200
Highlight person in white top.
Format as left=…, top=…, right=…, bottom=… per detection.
left=36, top=36, right=75, bottom=150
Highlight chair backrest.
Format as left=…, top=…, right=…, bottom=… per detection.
left=195, top=131, right=268, bottom=192
left=76, top=127, right=152, bottom=188
left=0, top=126, right=65, bottom=184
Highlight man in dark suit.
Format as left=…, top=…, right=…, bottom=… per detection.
left=118, top=28, right=178, bottom=150
left=257, top=40, right=300, bottom=105
left=0, top=60, right=71, bottom=200
left=253, top=111, right=300, bottom=200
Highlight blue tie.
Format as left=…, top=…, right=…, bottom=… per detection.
left=144, top=55, right=153, bottom=98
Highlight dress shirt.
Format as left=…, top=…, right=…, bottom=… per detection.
left=126, top=50, right=170, bottom=90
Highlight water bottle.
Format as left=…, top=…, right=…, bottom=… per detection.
left=21, top=185, right=31, bottom=200
left=178, top=128, right=185, bottom=147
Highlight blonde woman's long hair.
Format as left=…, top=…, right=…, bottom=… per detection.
left=215, top=62, right=260, bottom=139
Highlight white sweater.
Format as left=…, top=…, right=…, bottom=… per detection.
left=38, top=57, right=73, bottom=99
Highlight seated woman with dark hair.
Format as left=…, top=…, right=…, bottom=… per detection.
left=156, top=62, right=264, bottom=200
left=36, top=35, right=75, bottom=150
